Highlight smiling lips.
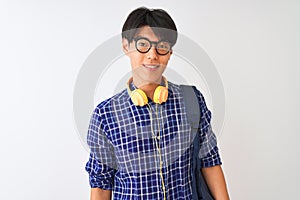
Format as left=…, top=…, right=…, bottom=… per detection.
left=143, top=64, right=160, bottom=71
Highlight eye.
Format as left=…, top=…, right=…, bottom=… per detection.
left=138, top=42, right=147, bottom=47
left=135, top=38, right=151, bottom=53
left=137, top=39, right=150, bottom=47
left=157, top=42, right=170, bottom=50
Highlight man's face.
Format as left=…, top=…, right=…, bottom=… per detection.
left=123, top=26, right=172, bottom=86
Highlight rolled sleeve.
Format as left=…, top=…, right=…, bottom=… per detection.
left=194, top=88, right=222, bottom=168
left=85, top=153, right=115, bottom=189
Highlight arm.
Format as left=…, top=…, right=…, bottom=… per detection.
left=86, top=106, right=116, bottom=200
left=193, top=89, right=229, bottom=199
left=90, top=188, right=112, bottom=200
left=202, top=165, right=230, bottom=200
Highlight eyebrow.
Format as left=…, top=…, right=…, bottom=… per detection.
left=134, top=36, right=164, bottom=42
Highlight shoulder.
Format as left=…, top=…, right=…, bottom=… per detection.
left=170, top=81, right=211, bottom=116
left=191, top=86, right=207, bottom=108
left=191, top=87, right=212, bottom=129
left=168, top=81, right=206, bottom=103
left=168, top=81, right=181, bottom=91
left=93, top=88, right=129, bottom=116
left=167, top=81, right=182, bottom=98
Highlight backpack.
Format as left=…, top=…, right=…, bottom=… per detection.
left=180, top=85, right=214, bottom=200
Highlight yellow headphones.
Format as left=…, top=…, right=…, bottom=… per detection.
left=127, top=77, right=169, bottom=106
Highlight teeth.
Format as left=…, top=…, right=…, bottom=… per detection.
left=145, top=65, right=159, bottom=69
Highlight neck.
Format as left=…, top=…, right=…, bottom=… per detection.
left=132, top=76, right=162, bottom=100
left=139, top=83, right=159, bottom=100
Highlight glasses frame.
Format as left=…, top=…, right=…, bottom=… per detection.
left=133, top=37, right=171, bottom=56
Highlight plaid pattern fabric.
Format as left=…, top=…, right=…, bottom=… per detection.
left=85, top=81, right=221, bottom=199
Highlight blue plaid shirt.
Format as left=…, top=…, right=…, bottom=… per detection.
left=85, top=81, right=221, bottom=199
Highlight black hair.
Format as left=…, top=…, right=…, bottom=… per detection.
left=122, top=7, right=178, bottom=46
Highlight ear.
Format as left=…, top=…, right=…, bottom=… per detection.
left=168, top=49, right=173, bottom=60
left=122, top=38, right=130, bottom=55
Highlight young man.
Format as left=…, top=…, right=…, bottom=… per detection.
left=86, top=7, right=229, bottom=200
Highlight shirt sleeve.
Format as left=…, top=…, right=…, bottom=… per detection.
left=193, top=88, right=222, bottom=168
left=85, top=105, right=116, bottom=189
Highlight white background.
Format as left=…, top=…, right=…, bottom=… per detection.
left=1, top=0, right=299, bottom=199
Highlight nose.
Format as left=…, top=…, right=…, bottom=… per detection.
left=146, top=44, right=158, bottom=60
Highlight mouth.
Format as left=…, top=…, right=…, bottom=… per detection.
left=143, top=64, right=160, bottom=71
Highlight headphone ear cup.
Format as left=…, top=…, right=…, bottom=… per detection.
left=131, top=89, right=148, bottom=106
left=153, top=86, right=168, bottom=104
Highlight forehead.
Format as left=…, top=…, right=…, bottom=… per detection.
left=134, top=26, right=159, bottom=41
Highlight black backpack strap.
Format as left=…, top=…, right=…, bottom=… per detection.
left=180, top=85, right=214, bottom=200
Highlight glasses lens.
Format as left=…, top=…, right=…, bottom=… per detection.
left=156, top=41, right=171, bottom=55
left=136, top=38, right=151, bottom=53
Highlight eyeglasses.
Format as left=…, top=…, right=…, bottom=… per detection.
left=134, top=37, right=171, bottom=55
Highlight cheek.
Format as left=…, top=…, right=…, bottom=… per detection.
left=129, top=53, right=144, bottom=67
left=159, top=56, right=171, bottom=66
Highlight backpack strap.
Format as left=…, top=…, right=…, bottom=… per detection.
left=180, top=85, right=214, bottom=200
left=180, top=85, right=200, bottom=130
